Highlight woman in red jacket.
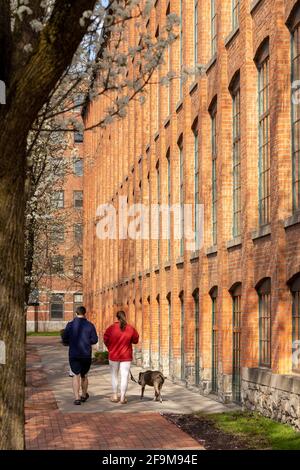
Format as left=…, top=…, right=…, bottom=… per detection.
left=103, top=311, right=139, bottom=404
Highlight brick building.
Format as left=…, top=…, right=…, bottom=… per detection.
left=26, top=127, right=84, bottom=332
left=83, top=0, right=300, bottom=427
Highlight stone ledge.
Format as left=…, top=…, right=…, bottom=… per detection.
left=154, top=131, right=160, bottom=142
left=164, top=116, right=171, bottom=128
left=284, top=212, right=300, bottom=229
left=190, top=250, right=200, bottom=261
left=251, top=224, right=271, bottom=241
left=164, top=261, right=171, bottom=270
left=242, top=367, right=300, bottom=395
left=206, top=245, right=218, bottom=256
left=250, top=0, right=263, bottom=14
left=189, top=81, right=198, bottom=95
left=227, top=236, right=242, bottom=249
left=176, top=99, right=183, bottom=113
left=225, top=26, right=240, bottom=48
left=176, top=256, right=184, bottom=267
left=154, top=265, right=160, bottom=274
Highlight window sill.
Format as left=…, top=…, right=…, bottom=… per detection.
left=145, top=143, right=150, bottom=153
left=154, top=131, right=160, bottom=142
left=224, top=26, right=240, bottom=48
left=206, top=54, right=217, bottom=74
left=154, top=265, right=160, bottom=274
left=176, top=256, right=184, bottom=267
left=144, top=269, right=151, bottom=277
left=190, top=250, right=200, bottom=261
left=284, top=211, right=300, bottom=229
left=206, top=245, right=218, bottom=256
left=251, top=224, right=271, bottom=241
left=227, top=236, right=242, bottom=250
left=250, top=0, right=263, bottom=14
left=164, top=261, right=171, bottom=270
left=164, top=116, right=171, bottom=128
left=189, top=81, right=198, bottom=95
left=176, top=99, right=183, bottom=113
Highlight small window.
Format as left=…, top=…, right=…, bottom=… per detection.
left=73, top=158, right=83, bottom=176
left=74, top=224, right=83, bottom=243
left=52, top=191, right=64, bottom=209
left=50, top=224, right=65, bottom=243
left=74, top=131, right=84, bottom=143
left=51, top=256, right=64, bottom=274
left=73, top=191, right=83, bottom=208
left=73, top=293, right=83, bottom=314
left=50, top=294, right=64, bottom=320
left=73, top=256, right=83, bottom=275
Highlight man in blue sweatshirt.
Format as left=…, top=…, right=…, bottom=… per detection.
left=62, top=306, right=98, bottom=405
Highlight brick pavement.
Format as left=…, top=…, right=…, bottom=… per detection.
left=25, top=337, right=203, bottom=450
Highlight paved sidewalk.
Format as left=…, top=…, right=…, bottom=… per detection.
left=25, top=337, right=236, bottom=450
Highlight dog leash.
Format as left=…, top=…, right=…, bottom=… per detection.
left=130, top=370, right=138, bottom=383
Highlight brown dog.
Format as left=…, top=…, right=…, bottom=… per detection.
left=137, top=370, right=165, bottom=403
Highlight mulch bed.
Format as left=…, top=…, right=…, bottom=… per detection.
left=164, top=414, right=252, bottom=450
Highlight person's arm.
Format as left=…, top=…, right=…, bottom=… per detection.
left=90, top=324, right=98, bottom=345
left=103, top=325, right=112, bottom=348
left=62, top=323, right=71, bottom=345
left=131, top=328, right=139, bottom=345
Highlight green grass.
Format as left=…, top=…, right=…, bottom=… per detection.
left=27, top=331, right=61, bottom=336
left=197, top=410, right=300, bottom=450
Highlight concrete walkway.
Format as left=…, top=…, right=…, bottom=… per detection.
left=25, top=337, right=236, bottom=450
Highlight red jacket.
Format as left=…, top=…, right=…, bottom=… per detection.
left=103, top=322, right=139, bottom=362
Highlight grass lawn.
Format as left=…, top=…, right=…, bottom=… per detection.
left=27, top=331, right=61, bottom=336
left=198, top=410, right=300, bottom=450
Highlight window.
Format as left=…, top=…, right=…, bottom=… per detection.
left=74, top=223, right=83, bottom=243
left=156, top=160, right=160, bottom=264
left=210, top=286, right=218, bottom=392
left=179, top=0, right=184, bottom=99
left=74, top=256, right=83, bottom=275
left=50, top=294, right=64, bottom=320
left=155, top=26, right=160, bottom=128
left=193, top=125, right=200, bottom=250
left=256, top=278, right=271, bottom=368
left=73, top=293, right=83, bottom=314
left=73, top=158, right=83, bottom=176
left=157, top=295, right=161, bottom=368
left=291, top=17, right=300, bottom=211
left=167, top=293, right=172, bottom=369
left=232, top=0, right=240, bottom=30
left=194, top=0, right=199, bottom=66
left=166, top=3, right=171, bottom=115
left=288, top=274, right=300, bottom=372
left=51, top=256, right=64, bottom=274
left=193, top=289, right=200, bottom=385
left=255, top=40, right=270, bottom=226
left=211, top=0, right=217, bottom=57
left=230, top=282, right=242, bottom=403
left=210, top=102, right=217, bottom=245
left=50, top=224, right=65, bottom=243
left=74, top=190, right=83, bottom=208
left=180, top=292, right=185, bottom=380
left=230, top=75, right=241, bottom=237
left=74, top=131, right=84, bottom=143
left=166, top=149, right=171, bottom=260
left=178, top=138, right=184, bottom=256
left=52, top=190, right=64, bottom=209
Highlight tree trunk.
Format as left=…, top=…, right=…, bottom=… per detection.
left=0, top=134, right=26, bottom=450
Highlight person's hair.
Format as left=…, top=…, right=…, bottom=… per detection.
left=116, top=311, right=127, bottom=331
left=76, top=306, right=86, bottom=316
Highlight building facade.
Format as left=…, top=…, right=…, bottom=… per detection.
left=27, top=128, right=84, bottom=332
left=83, top=0, right=300, bottom=428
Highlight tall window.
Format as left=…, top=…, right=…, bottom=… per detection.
left=74, top=190, right=83, bottom=208
left=210, top=287, right=218, bottom=392
left=193, top=126, right=200, bottom=250
left=193, top=289, right=200, bottom=386
left=166, top=149, right=171, bottom=260
left=155, top=26, right=160, bottom=129
left=231, top=77, right=241, bottom=237
left=156, top=160, right=160, bottom=264
left=230, top=283, right=242, bottom=403
left=211, top=0, right=217, bottom=57
left=157, top=295, right=161, bottom=368
left=256, top=42, right=270, bottom=226
left=73, top=158, right=83, bottom=176
left=291, top=19, right=300, bottom=211
left=74, top=223, right=83, bottom=243
left=73, top=293, right=83, bottom=314
left=73, top=255, right=83, bottom=275
left=180, top=292, right=185, bottom=380
left=179, top=0, right=183, bottom=99
left=288, top=274, right=300, bottom=372
left=50, top=224, right=65, bottom=243
left=167, top=293, right=172, bottom=370
left=166, top=3, right=171, bottom=116
left=52, top=190, right=64, bottom=209
left=50, top=294, right=64, bottom=320
left=178, top=138, right=184, bottom=256
left=210, top=103, right=217, bottom=246
left=232, top=0, right=240, bottom=30
left=194, top=0, right=199, bottom=66
left=51, top=255, right=64, bottom=274
left=256, top=278, right=271, bottom=368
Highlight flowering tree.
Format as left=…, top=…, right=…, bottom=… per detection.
left=0, top=0, right=180, bottom=449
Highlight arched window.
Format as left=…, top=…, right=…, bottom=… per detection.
left=256, top=278, right=271, bottom=368
left=209, top=286, right=218, bottom=392
left=179, top=291, right=185, bottom=380
left=167, top=292, right=172, bottom=369
left=288, top=273, right=300, bottom=371
left=178, top=136, right=184, bottom=256
left=209, top=98, right=218, bottom=246
left=156, top=294, right=161, bottom=368
left=193, top=289, right=200, bottom=385
left=229, top=282, right=242, bottom=402
left=166, top=148, right=171, bottom=260
left=192, top=119, right=200, bottom=250
left=287, top=2, right=300, bottom=211
left=229, top=71, right=241, bottom=238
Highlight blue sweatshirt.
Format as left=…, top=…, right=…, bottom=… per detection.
left=62, top=317, right=98, bottom=359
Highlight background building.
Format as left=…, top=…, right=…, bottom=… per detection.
left=83, top=0, right=300, bottom=429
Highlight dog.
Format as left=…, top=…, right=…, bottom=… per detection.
left=136, top=370, right=166, bottom=403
